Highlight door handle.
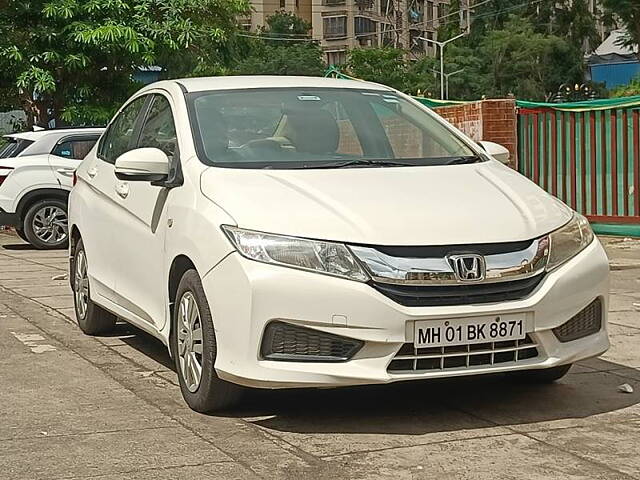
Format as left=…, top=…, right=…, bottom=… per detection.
left=87, top=167, right=98, bottom=179
left=115, top=181, right=129, bottom=199
left=56, top=168, right=75, bottom=177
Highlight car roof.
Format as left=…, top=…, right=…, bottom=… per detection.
left=146, top=75, right=395, bottom=94
left=4, top=127, right=104, bottom=141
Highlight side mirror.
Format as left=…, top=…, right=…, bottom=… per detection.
left=478, top=141, right=510, bottom=164
left=115, top=147, right=169, bottom=182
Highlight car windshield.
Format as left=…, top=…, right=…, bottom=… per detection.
left=187, top=88, right=480, bottom=169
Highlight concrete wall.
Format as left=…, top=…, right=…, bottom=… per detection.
left=434, top=98, right=518, bottom=165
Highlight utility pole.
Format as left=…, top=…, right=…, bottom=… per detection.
left=417, top=32, right=467, bottom=100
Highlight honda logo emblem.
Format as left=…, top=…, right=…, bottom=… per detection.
left=447, top=254, right=486, bottom=282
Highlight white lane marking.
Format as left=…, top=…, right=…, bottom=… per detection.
left=11, top=331, right=57, bottom=353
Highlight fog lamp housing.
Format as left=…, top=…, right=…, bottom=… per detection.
left=261, top=321, right=363, bottom=362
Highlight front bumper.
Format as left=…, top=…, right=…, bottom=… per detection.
left=0, top=208, right=18, bottom=227
left=202, top=239, right=610, bottom=389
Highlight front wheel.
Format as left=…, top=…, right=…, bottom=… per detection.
left=23, top=198, right=69, bottom=249
left=171, top=269, right=243, bottom=412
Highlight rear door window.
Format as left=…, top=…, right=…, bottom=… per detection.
left=51, top=136, right=100, bottom=160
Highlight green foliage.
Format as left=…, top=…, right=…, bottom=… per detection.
left=348, top=17, right=583, bottom=101
left=0, top=0, right=249, bottom=126
left=602, top=0, right=640, bottom=60
left=234, top=11, right=324, bottom=77
left=610, top=76, right=640, bottom=98
left=235, top=43, right=325, bottom=76
left=347, top=48, right=412, bottom=92
left=262, top=10, right=311, bottom=39
left=478, top=16, right=583, bottom=100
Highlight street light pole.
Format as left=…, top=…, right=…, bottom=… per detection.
left=427, top=67, right=465, bottom=100
left=417, top=32, right=467, bottom=100
left=445, top=68, right=464, bottom=100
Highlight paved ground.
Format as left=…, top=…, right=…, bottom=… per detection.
left=1, top=230, right=639, bottom=480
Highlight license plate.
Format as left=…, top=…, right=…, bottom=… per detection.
left=414, top=313, right=527, bottom=348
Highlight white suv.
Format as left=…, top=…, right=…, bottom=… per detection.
left=0, top=128, right=103, bottom=248
left=69, top=76, right=609, bottom=412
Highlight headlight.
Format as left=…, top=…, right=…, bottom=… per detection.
left=222, top=226, right=369, bottom=282
left=547, top=213, right=594, bottom=271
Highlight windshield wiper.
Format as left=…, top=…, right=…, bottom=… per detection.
left=304, top=159, right=416, bottom=169
left=444, top=155, right=483, bottom=165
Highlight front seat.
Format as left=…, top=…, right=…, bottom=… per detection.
left=285, top=109, right=340, bottom=155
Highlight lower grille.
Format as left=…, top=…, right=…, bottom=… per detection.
left=371, top=274, right=544, bottom=307
left=261, top=321, right=363, bottom=362
left=388, top=335, right=539, bottom=373
left=553, top=298, right=602, bottom=343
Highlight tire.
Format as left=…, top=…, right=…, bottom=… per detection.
left=72, top=238, right=116, bottom=335
left=23, top=198, right=69, bottom=249
left=14, top=228, right=28, bottom=243
left=508, top=364, right=573, bottom=384
left=171, top=269, right=243, bottom=412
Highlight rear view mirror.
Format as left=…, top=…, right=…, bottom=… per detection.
left=115, top=148, right=169, bottom=182
left=478, top=141, right=510, bottom=164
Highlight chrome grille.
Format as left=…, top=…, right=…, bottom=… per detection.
left=553, top=298, right=602, bottom=343
left=388, top=335, right=539, bottom=373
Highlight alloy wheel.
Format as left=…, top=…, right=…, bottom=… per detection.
left=74, top=249, right=89, bottom=320
left=32, top=205, right=68, bottom=245
left=177, top=292, right=204, bottom=392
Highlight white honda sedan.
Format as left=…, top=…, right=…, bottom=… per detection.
left=69, top=76, right=609, bottom=412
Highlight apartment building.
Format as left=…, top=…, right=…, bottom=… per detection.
left=241, top=0, right=313, bottom=32
left=244, top=0, right=454, bottom=64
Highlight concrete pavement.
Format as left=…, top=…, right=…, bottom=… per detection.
left=1, top=230, right=639, bottom=479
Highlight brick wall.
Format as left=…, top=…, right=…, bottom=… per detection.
left=434, top=99, right=518, bottom=165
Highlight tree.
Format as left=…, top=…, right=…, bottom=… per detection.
left=477, top=16, right=583, bottom=100
left=552, top=0, right=601, bottom=53
left=261, top=10, right=311, bottom=40
left=0, top=0, right=249, bottom=127
left=347, top=48, right=410, bottom=91
left=235, top=43, right=325, bottom=76
left=234, top=11, right=324, bottom=76
left=602, top=0, right=640, bottom=61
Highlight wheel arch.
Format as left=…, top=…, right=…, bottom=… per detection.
left=168, top=254, right=198, bottom=317
left=16, top=188, right=70, bottom=223
left=68, top=225, right=82, bottom=288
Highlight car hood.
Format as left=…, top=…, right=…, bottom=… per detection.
left=200, top=161, right=572, bottom=246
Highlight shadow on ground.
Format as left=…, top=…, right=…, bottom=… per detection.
left=2, top=242, right=39, bottom=251
left=111, top=323, right=640, bottom=435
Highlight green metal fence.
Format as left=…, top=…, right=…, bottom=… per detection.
left=517, top=105, right=640, bottom=227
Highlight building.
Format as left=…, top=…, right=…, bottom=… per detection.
left=312, top=0, right=454, bottom=65
left=242, top=0, right=313, bottom=32
left=245, top=0, right=455, bottom=64
left=587, top=29, right=640, bottom=88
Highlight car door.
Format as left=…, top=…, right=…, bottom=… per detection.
left=48, top=135, right=100, bottom=189
left=78, top=96, right=149, bottom=304
left=108, top=93, right=179, bottom=329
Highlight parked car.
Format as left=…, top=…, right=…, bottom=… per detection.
left=69, top=76, right=610, bottom=412
left=0, top=128, right=103, bottom=249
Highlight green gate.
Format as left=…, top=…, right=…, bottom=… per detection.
left=517, top=98, right=640, bottom=231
